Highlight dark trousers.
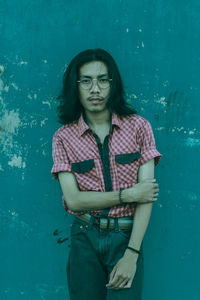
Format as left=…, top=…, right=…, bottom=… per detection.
left=67, top=217, right=144, bottom=300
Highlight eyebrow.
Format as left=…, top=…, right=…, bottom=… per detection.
left=80, top=73, right=109, bottom=78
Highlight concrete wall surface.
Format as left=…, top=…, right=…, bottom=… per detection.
left=0, top=1, right=199, bottom=299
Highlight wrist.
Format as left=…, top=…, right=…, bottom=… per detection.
left=127, top=245, right=141, bottom=255
left=122, top=188, right=131, bottom=203
left=124, top=248, right=139, bottom=260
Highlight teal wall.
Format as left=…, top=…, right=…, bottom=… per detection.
left=0, top=1, right=199, bottom=299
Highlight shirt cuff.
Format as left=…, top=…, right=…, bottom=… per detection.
left=51, top=163, right=71, bottom=180
left=140, top=148, right=162, bottom=166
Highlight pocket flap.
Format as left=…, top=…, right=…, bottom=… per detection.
left=71, top=159, right=95, bottom=174
left=115, top=152, right=141, bottom=164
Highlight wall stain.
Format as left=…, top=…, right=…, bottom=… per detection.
left=185, top=137, right=200, bottom=147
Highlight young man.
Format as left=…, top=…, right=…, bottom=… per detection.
left=51, top=49, right=162, bottom=300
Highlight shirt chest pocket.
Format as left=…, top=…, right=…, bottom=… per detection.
left=71, top=159, right=100, bottom=191
left=115, top=152, right=141, bottom=188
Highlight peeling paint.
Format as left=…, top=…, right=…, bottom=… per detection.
left=40, top=118, right=48, bottom=127
left=155, top=127, right=165, bottom=131
left=185, top=137, right=200, bottom=147
left=0, top=65, right=5, bottom=75
left=0, top=87, right=27, bottom=172
left=0, top=109, right=21, bottom=134
left=188, top=130, right=196, bottom=135
left=27, top=94, right=32, bottom=99
left=129, top=93, right=138, bottom=99
left=162, top=80, right=169, bottom=87
left=8, top=155, right=26, bottom=168
left=4, top=85, right=9, bottom=92
left=17, top=61, right=28, bottom=66
left=0, top=78, right=4, bottom=93
left=154, top=97, right=167, bottom=106
left=42, top=100, right=51, bottom=107
left=11, top=82, right=19, bottom=90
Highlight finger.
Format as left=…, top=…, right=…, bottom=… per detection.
left=106, top=271, right=119, bottom=287
left=111, top=279, right=126, bottom=290
left=153, top=183, right=159, bottom=188
left=124, top=279, right=133, bottom=289
left=106, top=276, right=121, bottom=288
left=115, top=278, right=130, bottom=290
left=152, top=198, right=157, bottom=202
left=107, top=273, right=124, bottom=289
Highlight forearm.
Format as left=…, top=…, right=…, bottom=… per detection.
left=67, top=186, right=142, bottom=211
left=66, top=190, right=120, bottom=211
left=127, top=202, right=153, bottom=251
left=124, top=159, right=155, bottom=257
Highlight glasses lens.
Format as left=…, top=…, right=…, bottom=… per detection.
left=80, top=79, right=92, bottom=90
left=98, top=78, right=110, bottom=89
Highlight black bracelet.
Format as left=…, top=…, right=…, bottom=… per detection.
left=127, top=246, right=141, bottom=255
left=119, top=189, right=124, bottom=205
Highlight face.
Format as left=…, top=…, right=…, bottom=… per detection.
left=78, top=61, right=110, bottom=115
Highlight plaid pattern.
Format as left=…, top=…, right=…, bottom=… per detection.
left=51, top=113, right=162, bottom=218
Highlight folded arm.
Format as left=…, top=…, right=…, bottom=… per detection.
left=58, top=169, right=158, bottom=211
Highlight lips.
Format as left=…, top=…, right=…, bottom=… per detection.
left=88, top=97, right=103, bottom=104
left=88, top=97, right=103, bottom=101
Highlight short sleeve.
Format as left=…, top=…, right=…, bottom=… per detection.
left=138, top=120, right=162, bottom=166
left=51, top=133, right=71, bottom=180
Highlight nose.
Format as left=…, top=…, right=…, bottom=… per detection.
left=90, top=79, right=100, bottom=93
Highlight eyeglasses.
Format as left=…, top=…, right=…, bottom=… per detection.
left=77, top=78, right=112, bottom=90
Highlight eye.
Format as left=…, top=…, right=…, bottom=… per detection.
left=81, top=79, right=91, bottom=84
left=99, top=78, right=108, bottom=83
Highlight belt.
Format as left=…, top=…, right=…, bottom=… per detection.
left=76, top=213, right=133, bottom=230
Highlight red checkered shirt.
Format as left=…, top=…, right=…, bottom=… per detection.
left=51, top=113, right=162, bottom=218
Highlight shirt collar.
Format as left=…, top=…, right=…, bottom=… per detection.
left=77, top=112, right=122, bottom=137
left=78, top=114, right=90, bottom=137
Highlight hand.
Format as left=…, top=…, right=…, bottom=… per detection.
left=126, top=179, right=159, bottom=203
left=106, top=251, right=138, bottom=290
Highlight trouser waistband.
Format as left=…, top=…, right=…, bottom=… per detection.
left=75, top=213, right=133, bottom=230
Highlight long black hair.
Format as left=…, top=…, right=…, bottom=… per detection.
left=57, top=48, right=136, bottom=124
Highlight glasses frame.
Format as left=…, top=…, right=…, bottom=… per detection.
left=77, top=78, right=112, bottom=90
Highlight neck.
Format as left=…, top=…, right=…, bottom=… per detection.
left=84, top=109, right=111, bottom=128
